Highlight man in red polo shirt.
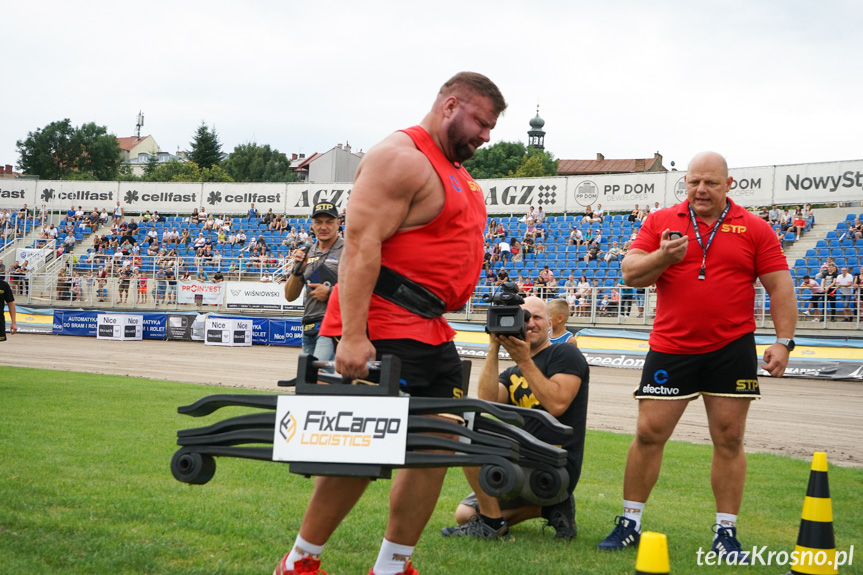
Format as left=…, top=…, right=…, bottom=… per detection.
left=272, top=72, right=506, bottom=575
left=597, top=152, right=797, bottom=564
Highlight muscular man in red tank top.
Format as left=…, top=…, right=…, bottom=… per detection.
left=274, top=73, right=507, bottom=575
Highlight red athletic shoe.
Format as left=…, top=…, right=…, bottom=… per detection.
left=368, top=560, right=418, bottom=575
left=274, top=555, right=327, bottom=575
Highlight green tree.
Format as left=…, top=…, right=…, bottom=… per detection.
left=514, top=154, right=548, bottom=178
left=463, top=141, right=526, bottom=179
left=75, top=122, right=124, bottom=180
left=518, top=148, right=559, bottom=178
left=15, top=119, right=122, bottom=180
left=146, top=160, right=200, bottom=182
left=463, top=141, right=559, bottom=179
left=189, top=122, right=223, bottom=170
left=221, top=142, right=297, bottom=182
left=200, top=164, right=234, bottom=183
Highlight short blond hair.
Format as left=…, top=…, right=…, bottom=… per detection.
left=547, top=298, right=569, bottom=318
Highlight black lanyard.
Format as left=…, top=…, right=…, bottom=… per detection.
left=688, top=201, right=731, bottom=281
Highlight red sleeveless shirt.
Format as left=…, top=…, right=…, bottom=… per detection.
left=321, top=125, right=487, bottom=344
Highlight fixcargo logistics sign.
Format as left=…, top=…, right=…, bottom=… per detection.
left=272, top=396, right=409, bottom=465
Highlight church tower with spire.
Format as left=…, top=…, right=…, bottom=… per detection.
left=527, top=105, right=546, bottom=150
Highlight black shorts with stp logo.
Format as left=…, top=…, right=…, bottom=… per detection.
left=635, top=333, right=760, bottom=400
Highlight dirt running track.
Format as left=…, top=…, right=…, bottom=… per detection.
left=3, top=333, right=862, bottom=468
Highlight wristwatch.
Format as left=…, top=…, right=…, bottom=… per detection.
left=776, top=338, right=796, bottom=351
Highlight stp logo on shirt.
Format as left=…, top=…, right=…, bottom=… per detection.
left=720, top=224, right=747, bottom=234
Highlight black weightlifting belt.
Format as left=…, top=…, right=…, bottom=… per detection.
left=373, top=266, right=446, bottom=320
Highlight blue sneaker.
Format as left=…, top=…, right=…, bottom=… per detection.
left=596, top=516, right=640, bottom=550
left=711, top=524, right=750, bottom=565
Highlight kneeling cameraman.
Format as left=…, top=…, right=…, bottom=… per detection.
left=441, top=296, right=589, bottom=540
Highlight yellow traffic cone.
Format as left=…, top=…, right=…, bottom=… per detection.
left=786, top=452, right=837, bottom=575
left=635, top=531, right=670, bottom=574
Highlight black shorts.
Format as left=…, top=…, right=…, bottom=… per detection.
left=635, top=333, right=760, bottom=400
left=372, top=339, right=465, bottom=399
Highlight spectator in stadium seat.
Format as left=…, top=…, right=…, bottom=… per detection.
left=154, top=267, right=167, bottom=305
left=247, top=203, right=258, bottom=221
left=604, top=241, right=622, bottom=263
left=441, top=296, right=587, bottom=541
left=593, top=203, right=605, bottom=223
left=117, top=266, right=132, bottom=304
left=799, top=274, right=822, bottom=316
left=563, top=273, right=578, bottom=315
left=757, top=206, right=770, bottom=222
left=136, top=271, right=148, bottom=304
left=112, top=201, right=123, bottom=224
left=569, top=226, right=583, bottom=248
left=584, top=243, right=603, bottom=264
left=166, top=267, right=178, bottom=305
left=523, top=218, right=538, bottom=242
left=483, top=263, right=496, bottom=286
left=495, top=267, right=509, bottom=286
left=768, top=204, right=780, bottom=226
left=837, top=267, right=855, bottom=322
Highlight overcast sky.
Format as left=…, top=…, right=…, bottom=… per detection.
left=3, top=0, right=861, bottom=174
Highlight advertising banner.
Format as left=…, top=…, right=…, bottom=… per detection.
left=267, top=318, right=303, bottom=347
left=285, top=183, right=353, bottom=214
left=96, top=313, right=143, bottom=341
left=16, top=240, right=55, bottom=270
left=774, top=160, right=863, bottom=205
left=225, top=281, right=302, bottom=311
left=201, top=182, right=286, bottom=216
left=478, top=176, right=566, bottom=216
left=272, top=395, right=409, bottom=465
left=52, top=310, right=166, bottom=340
left=204, top=317, right=252, bottom=346
left=165, top=313, right=197, bottom=340
left=569, top=172, right=667, bottom=213
left=0, top=180, right=36, bottom=206
left=178, top=280, right=225, bottom=305
left=52, top=310, right=99, bottom=336
left=117, top=182, right=201, bottom=214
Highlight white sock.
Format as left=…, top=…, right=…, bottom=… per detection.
left=716, top=513, right=737, bottom=535
left=285, top=535, right=324, bottom=570
left=623, top=500, right=645, bottom=532
left=372, top=538, right=414, bottom=575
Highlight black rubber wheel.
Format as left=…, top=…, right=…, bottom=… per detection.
left=171, top=450, right=216, bottom=485
left=528, top=466, right=567, bottom=501
left=478, top=460, right=525, bottom=498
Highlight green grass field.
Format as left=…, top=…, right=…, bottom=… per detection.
left=1, top=367, right=861, bottom=574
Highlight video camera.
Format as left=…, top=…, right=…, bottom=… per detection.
left=484, top=282, right=531, bottom=340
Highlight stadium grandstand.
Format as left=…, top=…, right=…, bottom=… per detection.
left=1, top=202, right=860, bottom=331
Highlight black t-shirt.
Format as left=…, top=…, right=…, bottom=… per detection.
left=823, top=271, right=839, bottom=295
left=498, top=343, right=590, bottom=491
left=1, top=279, right=14, bottom=333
